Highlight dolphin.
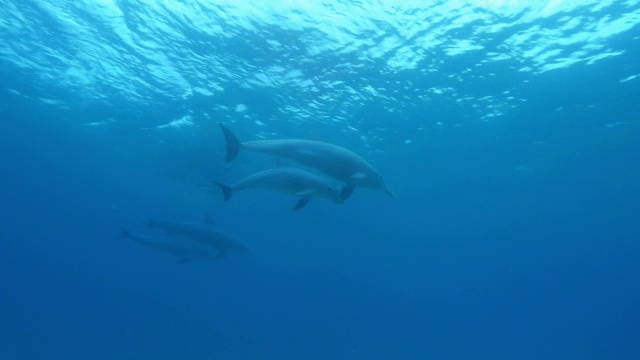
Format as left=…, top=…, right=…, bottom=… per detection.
left=120, top=228, right=214, bottom=263
left=214, top=166, right=344, bottom=210
left=219, top=123, right=393, bottom=199
left=148, top=219, right=250, bottom=258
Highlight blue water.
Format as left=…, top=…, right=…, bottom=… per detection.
left=1, top=1, right=639, bottom=359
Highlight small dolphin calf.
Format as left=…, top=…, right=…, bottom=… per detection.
left=120, top=228, right=214, bottom=263
left=214, top=166, right=344, bottom=210
left=219, top=123, right=393, bottom=199
left=148, top=219, right=250, bottom=258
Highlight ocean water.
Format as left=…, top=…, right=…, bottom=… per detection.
left=1, top=1, right=639, bottom=359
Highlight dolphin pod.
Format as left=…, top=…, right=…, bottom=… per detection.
left=218, top=123, right=393, bottom=203
left=214, top=166, right=345, bottom=210
left=120, top=125, right=392, bottom=262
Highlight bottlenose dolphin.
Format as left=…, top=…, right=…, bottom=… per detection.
left=219, top=123, right=393, bottom=199
left=120, top=228, right=214, bottom=263
left=214, top=166, right=344, bottom=210
left=148, top=219, right=250, bottom=258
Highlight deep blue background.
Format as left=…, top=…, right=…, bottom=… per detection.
left=1, top=5, right=640, bottom=360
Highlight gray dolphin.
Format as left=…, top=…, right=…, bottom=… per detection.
left=214, top=166, right=344, bottom=210
left=120, top=228, right=215, bottom=263
left=219, top=123, right=393, bottom=199
left=148, top=219, right=250, bottom=258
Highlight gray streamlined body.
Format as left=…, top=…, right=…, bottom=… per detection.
left=214, top=167, right=344, bottom=210
left=219, top=123, right=393, bottom=199
left=120, top=228, right=214, bottom=263
left=148, top=219, right=250, bottom=258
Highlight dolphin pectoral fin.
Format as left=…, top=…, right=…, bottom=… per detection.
left=219, top=123, right=242, bottom=162
left=293, top=196, right=312, bottom=210
left=340, top=185, right=356, bottom=200
left=350, top=172, right=367, bottom=179
left=214, top=181, right=233, bottom=201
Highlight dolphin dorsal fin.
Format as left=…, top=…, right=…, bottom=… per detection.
left=219, top=123, right=242, bottom=162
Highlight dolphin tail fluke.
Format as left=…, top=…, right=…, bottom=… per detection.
left=214, top=181, right=233, bottom=201
left=120, top=228, right=130, bottom=238
left=219, top=123, right=242, bottom=162
left=293, top=196, right=312, bottom=210
left=340, top=185, right=356, bottom=200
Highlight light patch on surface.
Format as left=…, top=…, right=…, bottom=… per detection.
left=156, top=115, right=194, bottom=129
left=585, top=50, right=624, bottom=65
left=193, top=87, right=215, bottom=96
left=605, top=121, right=632, bottom=128
left=39, top=98, right=65, bottom=106
left=620, top=74, right=640, bottom=82
left=82, top=118, right=116, bottom=127
left=445, top=40, right=484, bottom=56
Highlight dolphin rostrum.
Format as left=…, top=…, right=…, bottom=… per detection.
left=219, top=123, right=393, bottom=199
left=120, top=228, right=214, bottom=263
left=148, top=219, right=250, bottom=258
left=214, top=166, right=344, bottom=210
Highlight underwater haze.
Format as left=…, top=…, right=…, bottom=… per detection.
left=1, top=0, right=639, bottom=359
